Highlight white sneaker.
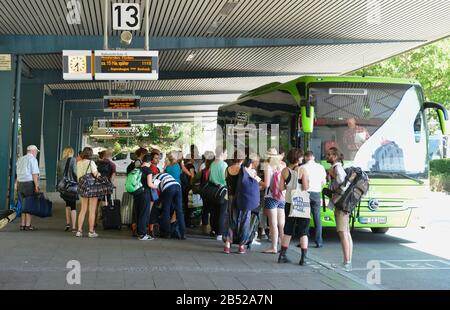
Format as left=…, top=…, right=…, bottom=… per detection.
left=216, top=235, right=223, bottom=241
left=75, top=231, right=82, bottom=237
left=138, top=234, right=154, bottom=241
left=343, top=262, right=352, bottom=272
left=88, top=231, right=99, bottom=238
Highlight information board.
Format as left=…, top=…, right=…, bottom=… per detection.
left=104, top=96, right=141, bottom=112
left=94, top=50, right=158, bottom=80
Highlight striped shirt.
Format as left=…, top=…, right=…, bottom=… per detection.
left=154, top=173, right=180, bottom=192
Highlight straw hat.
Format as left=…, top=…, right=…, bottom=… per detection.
left=265, top=148, right=282, bottom=158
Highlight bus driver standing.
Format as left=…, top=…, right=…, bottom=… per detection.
left=343, top=117, right=370, bottom=159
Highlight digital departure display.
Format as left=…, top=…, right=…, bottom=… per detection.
left=100, top=56, right=152, bottom=74
left=104, top=96, right=141, bottom=112
left=94, top=50, right=158, bottom=80
left=109, top=120, right=132, bottom=129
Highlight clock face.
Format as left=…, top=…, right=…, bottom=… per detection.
left=68, top=55, right=87, bottom=73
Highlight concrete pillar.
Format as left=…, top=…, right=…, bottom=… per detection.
left=20, top=84, right=44, bottom=155
left=0, top=54, right=16, bottom=209
left=42, top=94, right=61, bottom=191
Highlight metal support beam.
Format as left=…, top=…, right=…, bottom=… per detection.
left=21, top=69, right=321, bottom=85
left=0, top=35, right=427, bottom=54
left=104, top=0, right=109, bottom=50
left=145, top=0, right=150, bottom=50
left=52, top=89, right=241, bottom=100
left=8, top=55, right=22, bottom=209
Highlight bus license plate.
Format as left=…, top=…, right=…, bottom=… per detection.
left=359, top=217, right=387, bottom=224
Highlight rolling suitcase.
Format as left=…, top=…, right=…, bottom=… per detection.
left=102, top=189, right=121, bottom=230
left=121, top=192, right=134, bottom=226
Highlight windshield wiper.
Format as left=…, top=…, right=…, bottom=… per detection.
left=366, top=171, right=424, bottom=185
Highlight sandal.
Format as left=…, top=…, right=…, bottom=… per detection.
left=65, top=225, right=70, bottom=232
left=25, top=226, right=37, bottom=231
left=20, top=225, right=26, bottom=231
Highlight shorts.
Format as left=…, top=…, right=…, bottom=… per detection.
left=284, top=203, right=310, bottom=237
left=17, top=181, right=35, bottom=200
left=335, top=209, right=350, bottom=232
left=264, top=197, right=285, bottom=210
left=63, top=199, right=77, bottom=210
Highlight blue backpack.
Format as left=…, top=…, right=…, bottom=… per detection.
left=236, top=167, right=260, bottom=211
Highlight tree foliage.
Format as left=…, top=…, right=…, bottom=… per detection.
left=352, top=38, right=449, bottom=109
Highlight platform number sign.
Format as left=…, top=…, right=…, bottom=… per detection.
left=112, top=3, right=141, bottom=31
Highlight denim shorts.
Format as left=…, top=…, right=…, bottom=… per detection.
left=264, top=197, right=285, bottom=210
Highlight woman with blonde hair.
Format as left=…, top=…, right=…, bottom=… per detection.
left=57, top=146, right=78, bottom=232
left=262, top=148, right=286, bottom=254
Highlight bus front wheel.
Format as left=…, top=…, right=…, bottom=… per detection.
left=371, top=227, right=389, bottom=234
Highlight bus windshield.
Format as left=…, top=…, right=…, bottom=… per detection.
left=309, top=82, right=428, bottom=179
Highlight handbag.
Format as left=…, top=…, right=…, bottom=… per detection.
left=288, top=170, right=311, bottom=218
left=78, top=161, right=113, bottom=198
left=22, top=193, right=53, bottom=218
left=201, top=182, right=227, bottom=205
left=57, top=157, right=78, bottom=200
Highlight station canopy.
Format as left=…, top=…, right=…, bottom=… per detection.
left=1, top=0, right=449, bottom=123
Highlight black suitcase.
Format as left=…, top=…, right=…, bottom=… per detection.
left=102, top=190, right=122, bottom=230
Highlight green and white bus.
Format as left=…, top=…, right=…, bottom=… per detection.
left=217, top=76, right=449, bottom=233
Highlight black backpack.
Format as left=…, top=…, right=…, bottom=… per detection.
left=331, top=167, right=369, bottom=214
left=97, top=160, right=113, bottom=179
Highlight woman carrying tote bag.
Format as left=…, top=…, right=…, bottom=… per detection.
left=76, top=147, right=105, bottom=238
left=278, top=148, right=310, bottom=265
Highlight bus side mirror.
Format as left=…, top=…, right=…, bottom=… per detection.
left=424, top=102, right=449, bottom=135
left=301, top=103, right=314, bottom=134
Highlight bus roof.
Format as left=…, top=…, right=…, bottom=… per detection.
left=237, top=75, right=421, bottom=102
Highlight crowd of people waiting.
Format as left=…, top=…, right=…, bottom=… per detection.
left=16, top=143, right=353, bottom=271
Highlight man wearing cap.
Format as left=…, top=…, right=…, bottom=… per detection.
left=16, top=145, right=40, bottom=230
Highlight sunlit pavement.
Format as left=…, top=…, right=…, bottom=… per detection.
left=304, top=191, right=450, bottom=289
left=0, top=193, right=368, bottom=290
left=2, top=182, right=449, bottom=290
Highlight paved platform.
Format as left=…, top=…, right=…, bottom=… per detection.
left=0, top=193, right=368, bottom=290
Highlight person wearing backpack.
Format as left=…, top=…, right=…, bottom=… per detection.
left=95, top=150, right=116, bottom=226
left=326, top=147, right=352, bottom=272
left=57, top=146, right=78, bottom=232
left=126, top=159, right=153, bottom=241
left=126, top=147, right=148, bottom=175
left=208, top=146, right=228, bottom=241
left=261, top=148, right=286, bottom=254
left=278, top=148, right=310, bottom=265
left=223, top=154, right=262, bottom=254
left=181, top=154, right=196, bottom=228
left=199, top=151, right=214, bottom=235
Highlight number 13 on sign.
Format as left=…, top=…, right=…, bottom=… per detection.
left=112, top=3, right=141, bottom=31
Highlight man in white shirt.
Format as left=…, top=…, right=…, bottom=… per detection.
left=302, top=150, right=326, bottom=247
left=16, top=145, right=40, bottom=230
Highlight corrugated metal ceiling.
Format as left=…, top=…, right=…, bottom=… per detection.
left=2, top=0, right=450, bottom=94
left=1, top=0, right=449, bottom=40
